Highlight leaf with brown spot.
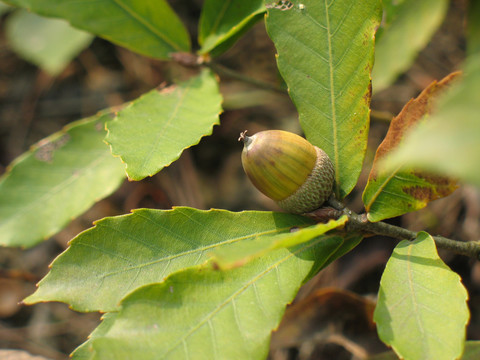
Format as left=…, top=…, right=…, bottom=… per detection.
left=362, top=72, right=460, bottom=222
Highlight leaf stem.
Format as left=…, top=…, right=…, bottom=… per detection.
left=204, top=62, right=288, bottom=94
left=305, top=198, right=480, bottom=260
left=171, top=53, right=288, bottom=94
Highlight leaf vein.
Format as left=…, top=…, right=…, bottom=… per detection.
left=330, top=0, right=354, bottom=38
left=112, top=0, right=182, bottom=51
left=271, top=23, right=329, bottom=64
left=207, top=0, right=232, bottom=39
left=324, top=0, right=339, bottom=187
left=282, top=61, right=329, bottom=93
left=75, top=241, right=133, bottom=264
left=137, top=85, right=191, bottom=173
left=207, top=318, right=218, bottom=359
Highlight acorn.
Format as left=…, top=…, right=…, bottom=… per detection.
left=239, top=130, right=335, bottom=214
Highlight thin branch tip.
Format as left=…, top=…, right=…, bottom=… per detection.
left=308, top=204, right=480, bottom=261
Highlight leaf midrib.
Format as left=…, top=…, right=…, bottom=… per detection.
left=112, top=0, right=184, bottom=52
left=324, top=0, right=340, bottom=194
left=136, top=84, right=191, bottom=176
left=206, top=0, right=231, bottom=40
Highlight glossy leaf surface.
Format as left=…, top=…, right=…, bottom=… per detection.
left=374, top=232, right=469, bottom=360
left=0, top=113, right=125, bottom=248
left=363, top=73, right=459, bottom=222
left=3, top=0, right=190, bottom=59
left=265, top=0, right=382, bottom=199
left=105, top=69, right=222, bottom=181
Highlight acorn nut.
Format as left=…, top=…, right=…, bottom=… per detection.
left=239, top=130, right=335, bottom=214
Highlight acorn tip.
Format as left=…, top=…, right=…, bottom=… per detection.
left=238, top=130, right=249, bottom=143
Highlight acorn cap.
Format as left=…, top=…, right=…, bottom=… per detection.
left=239, top=130, right=335, bottom=214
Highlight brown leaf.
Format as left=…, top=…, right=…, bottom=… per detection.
left=363, top=72, right=461, bottom=221
left=372, top=71, right=461, bottom=170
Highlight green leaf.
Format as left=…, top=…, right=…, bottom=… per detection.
left=198, top=0, right=265, bottom=56
left=105, top=69, right=222, bottom=181
left=212, top=215, right=348, bottom=269
left=373, top=0, right=448, bottom=92
left=74, top=233, right=347, bottom=360
left=383, top=56, right=480, bottom=187
left=24, top=208, right=318, bottom=312
left=0, top=113, right=125, bottom=248
left=363, top=73, right=459, bottom=222
left=265, top=0, right=382, bottom=199
left=374, top=232, right=469, bottom=360
left=3, top=0, right=190, bottom=59
left=368, top=341, right=480, bottom=360
left=5, top=10, right=93, bottom=76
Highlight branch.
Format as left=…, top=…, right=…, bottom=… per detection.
left=306, top=198, right=480, bottom=261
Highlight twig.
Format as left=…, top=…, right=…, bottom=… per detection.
left=306, top=200, right=480, bottom=261
left=204, top=62, right=288, bottom=94
left=171, top=53, right=288, bottom=94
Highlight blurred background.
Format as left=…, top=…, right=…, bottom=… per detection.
left=0, top=0, right=478, bottom=359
